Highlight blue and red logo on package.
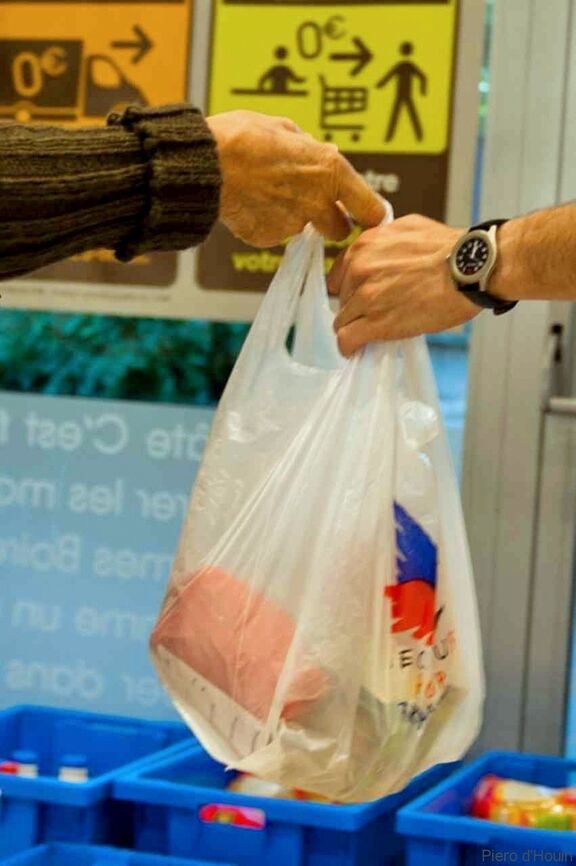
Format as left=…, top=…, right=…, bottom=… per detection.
left=385, top=503, right=441, bottom=646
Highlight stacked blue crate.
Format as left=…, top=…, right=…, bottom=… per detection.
left=0, top=706, right=193, bottom=859
left=114, top=744, right=459, bottom=866
left=397, top=751, right=576, bottom=865
left=2, top=843, right=235, bottom=865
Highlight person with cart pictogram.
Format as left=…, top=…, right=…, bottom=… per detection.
left=376, top=41, right=427, bottom=143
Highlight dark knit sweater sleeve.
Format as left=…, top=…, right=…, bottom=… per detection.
left=0, top=104, right=221, bottom=281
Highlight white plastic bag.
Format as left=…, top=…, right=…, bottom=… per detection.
left=151, top=223, right=484, bottom=803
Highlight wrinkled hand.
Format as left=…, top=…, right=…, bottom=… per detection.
left=327, top=214, right=480, bottom=357
left=206, top=111, right=385, bottom=247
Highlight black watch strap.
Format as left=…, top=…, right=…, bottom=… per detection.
left=457, top=219, right=517, bottom=316
left=471, top=218, right=509, bottom=231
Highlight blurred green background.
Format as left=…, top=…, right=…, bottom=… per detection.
left=0, top=312, right=249, bottom=403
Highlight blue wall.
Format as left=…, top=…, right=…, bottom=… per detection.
left=0, top=392, right=213, bottom=720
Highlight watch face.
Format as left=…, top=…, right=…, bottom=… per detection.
left=456, top=236, right=490, bottom=277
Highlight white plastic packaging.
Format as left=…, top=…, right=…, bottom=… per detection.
left=58, top=754, right=88, bottom=783
left=12, top=750, right=38, bottom=778
left=151, top=222, right=484, bottom=803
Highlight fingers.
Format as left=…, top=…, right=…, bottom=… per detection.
left=312, top=203, right=352, bottom=243
left=327, top=238, right=378, bottom=304
left=336, top=318, right=374, bottom=358
left=276, top=115, right=301, bottom=133
left=225, top=204, right=288, bottom=248
left=326, top=235, right=366, bottom=299
left=336, top=311, right=414, bottom=356
left=336, top=158, right=386, bottom=228
left=326, top=250, right=348, bottom=295
left=332, top=255, right=367, bottom=304
left=333, top=290, right=369, bottom=332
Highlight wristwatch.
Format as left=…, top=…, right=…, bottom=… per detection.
left=448, top=219, right=517, bottom=315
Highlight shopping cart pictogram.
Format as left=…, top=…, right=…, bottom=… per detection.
left=319, top=75, right=368, bottom=143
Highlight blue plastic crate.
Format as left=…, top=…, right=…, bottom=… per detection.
left=0, top=706, right=193, bottom=859
left=114, top=744, right=459, bottom=866
left=397, top=751, right=576, bottom=865
left=1, top=843, right=235, bottom=865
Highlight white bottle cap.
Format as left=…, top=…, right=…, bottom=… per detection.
left=59, top=766, right=89, bottom=783
left=58, top=754, right=88, bottom=783
left=12, top=750, right=39, bottom=778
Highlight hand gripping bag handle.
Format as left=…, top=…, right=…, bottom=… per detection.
left=230, top=197, right=394, bottom=379
left=291, top=198, right=395, bottom=370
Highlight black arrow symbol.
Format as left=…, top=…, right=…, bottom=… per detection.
left=330, top=36, right=373, bottom=77
left=111, top=25, right=153, bottom=65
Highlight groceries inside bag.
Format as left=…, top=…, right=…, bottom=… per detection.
left=151, top=224, right=484, bottom=803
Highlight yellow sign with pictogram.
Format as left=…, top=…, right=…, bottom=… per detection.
left=198, top=0, right=460, bottom=293
left=208, top=0, right=458, bottom=155
left=0, top=1, right=192, bottom=126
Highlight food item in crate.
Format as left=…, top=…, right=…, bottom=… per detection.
left=472, top=775, right=576, bottom=830
left=227, top=772, right=334, bottom=803
left=227, top=773, right=290, bottom=798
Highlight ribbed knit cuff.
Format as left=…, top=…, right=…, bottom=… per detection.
left=107, top=104, right=221, bottom=261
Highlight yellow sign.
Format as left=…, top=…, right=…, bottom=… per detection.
left=209, top=0, right=457, bottom=155
left=0, top=1, right=192, bottom=126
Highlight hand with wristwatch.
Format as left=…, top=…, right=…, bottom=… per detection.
left=327, top=211, right=528, bottom=357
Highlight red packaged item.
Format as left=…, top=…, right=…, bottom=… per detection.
left=151, top=566, right=327, bottom=724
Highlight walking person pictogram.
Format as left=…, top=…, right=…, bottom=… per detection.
left=232, top=46, right=308, bottom=97
left=376, top=42, right=427, bottom=143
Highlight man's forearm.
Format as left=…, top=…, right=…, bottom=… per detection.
left=491, top=203, right=576, bottom=302
left=0, top=105, right=220, bottom=281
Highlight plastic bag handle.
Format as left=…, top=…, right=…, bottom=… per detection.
left=291, top=232, right=343, bottom=369
left=293, top=197, right=395, bottom=369
left=248, top=226, right=318, bottom=350
left=291, top=198, right=395, bottom=368
left=230, top=196, right=394, bottom=376
left=379, top=197, right=395, bottom=227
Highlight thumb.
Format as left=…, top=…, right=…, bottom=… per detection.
left=312, top=202, right=352, bottom=243
left=336, top=158, right=386, bottom=228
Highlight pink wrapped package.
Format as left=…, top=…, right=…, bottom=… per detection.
left=150, top=566, right=326, bottom=723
